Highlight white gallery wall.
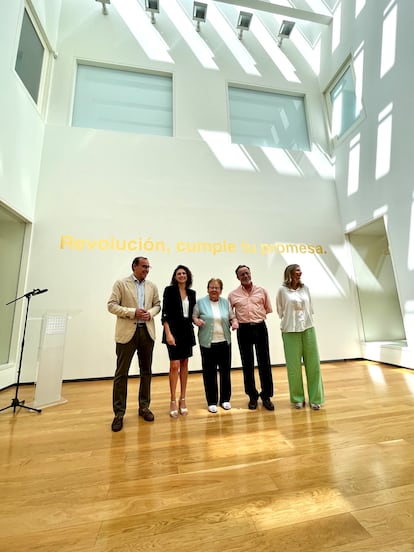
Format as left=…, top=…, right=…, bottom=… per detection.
left=18, top=0, right=361, bottom=382
left=319, top=0, right=414, bottom=366
left=0, top=0, right=61, bottom=219
left=0, top=0, right=62, bottom=389
left=5, top=0, right=413, bottom=388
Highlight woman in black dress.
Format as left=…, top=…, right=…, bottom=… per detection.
left=162, top=265, right=196, bottom=417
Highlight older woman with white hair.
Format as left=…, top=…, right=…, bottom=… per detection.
left=193, top=278, right=238, bottom=413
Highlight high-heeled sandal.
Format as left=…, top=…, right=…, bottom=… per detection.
left=179, top=397, right=188, bottom=416
left=169, top=400, right=178, bottom=418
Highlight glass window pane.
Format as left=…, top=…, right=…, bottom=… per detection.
left=72, top=65, right=173, bottom=137
left=15, top=9, right=44, bottom=103
left=329, top=66, right=361, bottom=138
left=228, top=87, right=310, bottom=151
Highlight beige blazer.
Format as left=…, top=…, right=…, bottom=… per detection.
left=107, top=275, right=161, bottom=344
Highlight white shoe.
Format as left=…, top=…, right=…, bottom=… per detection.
left=208, top=405, right=217, bottom=413
left=221, top=402, right=231, bottom=410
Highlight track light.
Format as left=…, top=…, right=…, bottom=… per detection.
left=277, top=20, right=295, bottom=47
left=96, top=0, right=110, bottom=15
left=145, top=0, right=159, bottom=24
left=193, top=2, right=207, bottom=32
left=237, top=11, right=253, bottom=40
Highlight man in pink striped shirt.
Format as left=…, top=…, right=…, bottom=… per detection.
left=228, top=265, right=275, bottom=411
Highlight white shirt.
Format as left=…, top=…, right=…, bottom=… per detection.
left=210, top=300, right=226, bottom=343
left=182, top=296, right=189, bottom=318
left=276, top=284, right=314, bottom=333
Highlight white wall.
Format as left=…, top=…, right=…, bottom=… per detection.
left=0, top=0, right=61, bottom=219
left=4, top=0, right=412, bottom=389
left=0, top=0, right=61, bottom=389
left=319, top=0, right=414, bottom=366
left=15, top=0, right=361, bottom=382
left=23, top=125, right=359, bottom=381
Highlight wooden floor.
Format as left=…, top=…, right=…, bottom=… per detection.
left=1, top=360, right=414, bottom=552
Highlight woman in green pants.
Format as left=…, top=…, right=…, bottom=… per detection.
left=276, top=264, right=324, bottom=410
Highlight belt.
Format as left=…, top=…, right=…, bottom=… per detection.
left=239, top=321, right=265, bottom=326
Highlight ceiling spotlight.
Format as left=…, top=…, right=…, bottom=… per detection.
left=277, top=20, right=295, bottom=47
left=96, top=0, right=110, bottom=15
left=145, top=0, right=159, bottom=24
left=237, top=11, right=253, bottom=40
left=193, top=2, right=207, bottom=32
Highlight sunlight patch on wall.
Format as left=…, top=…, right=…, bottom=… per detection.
left=375, top=103, right=393, bottom=181
left=347, top=133, right=360, bottom=196
left=162, top=1, right=219, bottom=70
left=304, top=145, right=334, bottom=179
left=261, top=147, right=302, bottom=176
left=346, top=246, right=383, bottom=292
left=373, top=205, right=388, bottom=220
left=291, top=27, right=321, bottom=76
left=208, top=4, right=260, bottom=76
left=279, top=252, right=345, bottom=297
left=355, top=0, right=366, bottom=18
left=330, top=244, right=355, bottom=281
left=112, top=0, right=173, bottom=63
left=250, top=17, right=300, bottom=83
left=380, top=0, right=397, bottom=79
left=331, top=1, right=341, bottom=52
left=198, top=129, right=257, bottom=171
left=346, top=220, right=357, bottom=233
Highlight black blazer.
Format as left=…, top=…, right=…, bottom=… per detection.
left=161, top=285, right=196, bottom=346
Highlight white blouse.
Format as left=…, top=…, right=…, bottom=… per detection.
left=276, top=284, right=314, bottom=333
left=182, top=296, right=189, bottom=318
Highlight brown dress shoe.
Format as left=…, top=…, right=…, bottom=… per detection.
left=139, top=407, right=155, bottom=422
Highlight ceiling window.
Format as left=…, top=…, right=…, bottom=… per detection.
left=228, top=86, right=310, bottom=151
left=72, top=64, right=173, bottom=137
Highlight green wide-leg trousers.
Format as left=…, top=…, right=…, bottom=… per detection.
left=281, top=327, right=324, bottom=405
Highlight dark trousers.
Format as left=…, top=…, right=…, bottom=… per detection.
left=237, top=322, right=273, bottom=400
left=113, top=325, right=154, bottom=416
left=200, top=342, right=232, bottom=406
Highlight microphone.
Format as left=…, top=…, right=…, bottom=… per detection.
left=32, top=288, right=48, bottom=295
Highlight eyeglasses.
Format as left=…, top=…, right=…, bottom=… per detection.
left=208, top=286, right=221, bottom=290
left=141, top=265, right=151, bottom=269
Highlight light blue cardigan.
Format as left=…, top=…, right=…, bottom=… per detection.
left=193, top=296, right=232, bottom=348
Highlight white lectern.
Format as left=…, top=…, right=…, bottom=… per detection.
left=31, top=312, right=68, bottom=408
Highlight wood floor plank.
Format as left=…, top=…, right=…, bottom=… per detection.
left=1, top=360, right=414, bottom=551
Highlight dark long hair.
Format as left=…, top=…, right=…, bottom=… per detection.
left=170, top=265, right=193, bottom=288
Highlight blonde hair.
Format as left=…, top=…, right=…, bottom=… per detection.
left=283, top=264, right=303, bottom=289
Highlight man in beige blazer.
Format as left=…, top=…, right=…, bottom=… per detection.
left=108, top=256, right=161, bottom=432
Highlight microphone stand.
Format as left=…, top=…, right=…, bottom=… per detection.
left=0, top=289, right=47, bottom=414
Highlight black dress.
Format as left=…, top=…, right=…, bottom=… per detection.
left=161, top=285, right=196, bottom=361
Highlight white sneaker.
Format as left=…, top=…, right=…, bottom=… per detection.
left=221, top=402, right=231, bottom=410
left=208, top=405, right=217, bottom=413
